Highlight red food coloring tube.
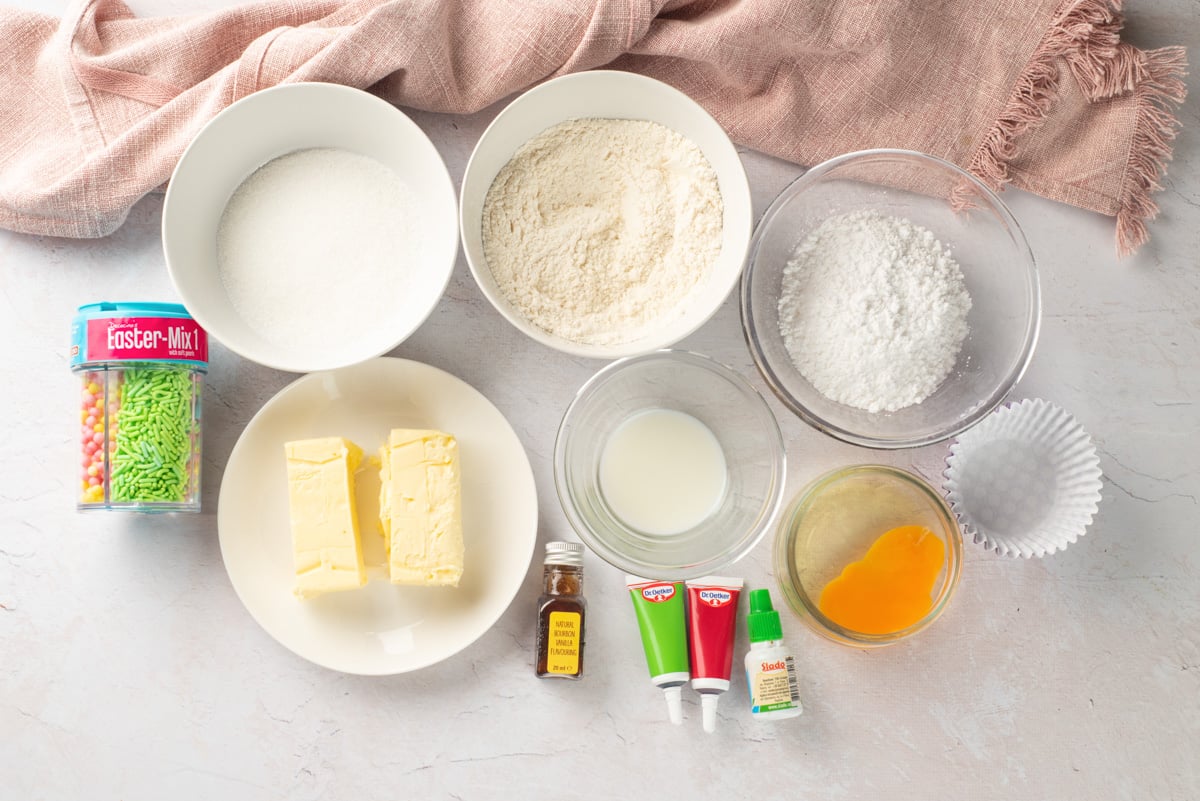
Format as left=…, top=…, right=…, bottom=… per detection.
left=686, top=576, right=744, bottom=734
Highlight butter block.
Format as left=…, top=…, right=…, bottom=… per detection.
left=378, top=429, right=464, bottom=587
left=284, top=437, right=368, bottom=599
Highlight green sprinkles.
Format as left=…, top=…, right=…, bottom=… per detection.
left=111, top=367, right=196, bottom=504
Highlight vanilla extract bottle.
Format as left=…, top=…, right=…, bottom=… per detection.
left=534, top=542, right=587, bottom=680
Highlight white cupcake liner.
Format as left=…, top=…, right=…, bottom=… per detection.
left=943, top=398, right=1103, bottom=558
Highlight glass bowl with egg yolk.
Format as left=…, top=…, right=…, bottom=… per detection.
left=774, top=465, right=962, bottom=647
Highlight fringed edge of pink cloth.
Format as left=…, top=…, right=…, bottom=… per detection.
left=1115, top=46, right=1188, bottom=256
left=960, top=0, right=1187, bottom=257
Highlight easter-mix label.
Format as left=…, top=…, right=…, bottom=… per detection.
left=83, top=316, right=208, bottom=363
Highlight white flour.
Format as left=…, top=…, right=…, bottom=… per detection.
left=777, top=210, right=971, bottom=413
left=481, top=119, right=723, bottom=345
left=217, top=148, right=423, bottom=358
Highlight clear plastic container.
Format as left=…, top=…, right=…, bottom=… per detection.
left=70, top=302, right=208, bottom=513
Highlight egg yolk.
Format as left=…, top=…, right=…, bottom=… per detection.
left=817, top=525, right=945, bottom=634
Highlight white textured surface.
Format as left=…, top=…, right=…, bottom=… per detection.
left=2, top=3, right=1198, bottom=798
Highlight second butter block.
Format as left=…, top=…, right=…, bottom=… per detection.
left=378, top=429, right=465, bottom=586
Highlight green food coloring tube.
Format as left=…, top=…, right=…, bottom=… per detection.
left=626, top=576, right=690, bottom=725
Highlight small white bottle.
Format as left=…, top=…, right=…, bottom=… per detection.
left=744, top=588, right=802, bottom=720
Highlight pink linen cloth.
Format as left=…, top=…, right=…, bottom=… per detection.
left=0, top=0, right=1186, bottom=254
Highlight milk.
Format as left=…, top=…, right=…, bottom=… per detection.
left=599, top=408, right=728, bottom=536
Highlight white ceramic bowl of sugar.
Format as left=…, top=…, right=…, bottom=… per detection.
left=163, top=82, right=458, bottom=373
left=459, top=70, right=753, bottom=360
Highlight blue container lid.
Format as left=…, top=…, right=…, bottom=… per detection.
left=75, top=301, right=193, bottom=319
left=71, top=301, right=208, bottom=369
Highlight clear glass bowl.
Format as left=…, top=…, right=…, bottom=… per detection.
left=741, top=149, right=1041, bottom=449
left=554, top=350, right=786, bottom=580
left=774, top=465, right=963, bottom=647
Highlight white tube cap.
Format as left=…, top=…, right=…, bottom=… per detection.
left=701, top=693, right=719, bottom=733
left=663, top=685, right=683, bottom=725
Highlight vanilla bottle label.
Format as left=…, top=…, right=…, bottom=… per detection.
left=546, top=611, right=582, bottom=675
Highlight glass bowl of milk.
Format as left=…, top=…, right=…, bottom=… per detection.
left=554, top=350, right=787, bottom=580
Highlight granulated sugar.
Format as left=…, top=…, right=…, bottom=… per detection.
left=481, top=119, right=723, bottom=345
left=217, top=147, right=423, bottom=358
left=777, top=210, right=971, bottom=413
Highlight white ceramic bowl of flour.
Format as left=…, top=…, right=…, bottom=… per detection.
left=163, top=83, right=458, bottom=373
left=459, top=70, right=753, bottom=359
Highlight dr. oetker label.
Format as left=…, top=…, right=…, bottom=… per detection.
left=640, top=583, right=677, bottom=603
left=697, top=588, right=734, bottom=607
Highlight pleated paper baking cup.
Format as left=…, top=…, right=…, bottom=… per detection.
left=943, top=398, right=1102, bottom=558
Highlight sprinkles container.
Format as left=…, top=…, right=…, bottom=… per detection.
left=70, top=302, right=207, bottom=513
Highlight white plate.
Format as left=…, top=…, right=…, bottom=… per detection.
left=218, top=357, right=538, bottom=674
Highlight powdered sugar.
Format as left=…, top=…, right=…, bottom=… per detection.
left=777, top=210, right=971, bottom=413
left=481, top=118, right=723, bottom=345
left=217, top=148, right=424, bottom=360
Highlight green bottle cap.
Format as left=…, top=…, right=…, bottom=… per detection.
left=747, top=588, right=783, bottom=643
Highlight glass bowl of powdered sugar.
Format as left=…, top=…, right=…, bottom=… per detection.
left=741, top=149, right=1041, bottom=449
